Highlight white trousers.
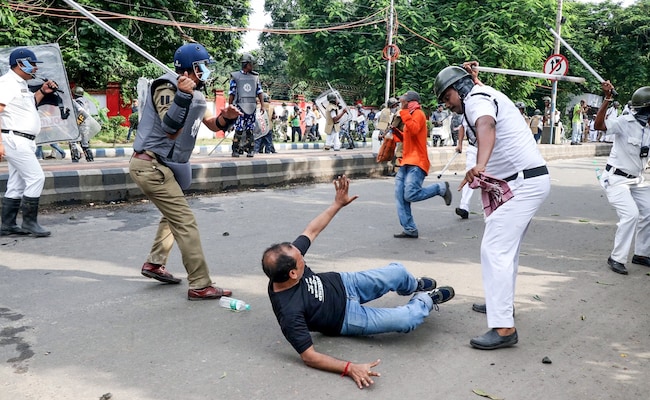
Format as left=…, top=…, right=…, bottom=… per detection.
left=325, top=129, right=341, bottom=150
left=482, top=173, right=550, bottom=328
left=603, top=174, right=650, bottom=263
left=459, top=145, right=477, bottom=211
left=1, top=132, right=45, bottom=198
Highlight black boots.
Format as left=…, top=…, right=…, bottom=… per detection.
left=70, top=143, right=81, bottom=162
left=82, top=147, right=94, bottom=162
left=20, top=196, right=50, bottom=237
left=1, top=197, right=27, bottom=236
left=1, top=196, right=49, bottom=237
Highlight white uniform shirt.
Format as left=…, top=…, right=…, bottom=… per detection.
left=605, top=106, right=618, bottom=121
left=0, top=69, right=41, bottom=136
left=304, top=109, right=316, bottom=126
left=463, top=85, right=545, bottom=179
left=605, top=114, right=648, bottom=176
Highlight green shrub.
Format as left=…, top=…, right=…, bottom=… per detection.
left=95, top=115, right=127, bottom=147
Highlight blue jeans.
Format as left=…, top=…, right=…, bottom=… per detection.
left=339, top=263, right=433, bottom=336
left=395, top=165, right=446, bottom=235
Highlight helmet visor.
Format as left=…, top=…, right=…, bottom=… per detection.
left=193, top=59, right=214, bottom=82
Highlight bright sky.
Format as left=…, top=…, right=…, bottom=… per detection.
left=243, top=0, right=272, bottom=51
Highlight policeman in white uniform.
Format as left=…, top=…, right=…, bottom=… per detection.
left=594, top=82, right=650, bottom=275
left=0, top=48, right=58, bottom=237
left=434, top=63, right=550, bottom=350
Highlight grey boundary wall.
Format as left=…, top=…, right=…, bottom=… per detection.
left=0, top=143, right=612, bottom=206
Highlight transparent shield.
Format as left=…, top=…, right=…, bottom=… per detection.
left=0, top=43, right=79, bottom=144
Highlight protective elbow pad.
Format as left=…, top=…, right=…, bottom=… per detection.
left=162, top=91, right=193, bottom=134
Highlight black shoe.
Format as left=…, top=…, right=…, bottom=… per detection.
left=442, top=182, right=452, bottom=206
left=632, top=254, right=650, bottom=267
left=416, top=277, right=436, bottom=292
left=471, top=303, right=515, bottom=317
left=231, top=151, right=240, bottom=158
left=608, top=256, right=628, bottom=275
left=427, top=286, right=455, bottom=306
left=470, top=329, right=518, bottom=350
left=246, top=152, right=254, bottom=158
left=394, top=231, right=418, bottom=239
left=472, top=303, right=487, bottom=313
left=455, top=207, right=469, bottom=219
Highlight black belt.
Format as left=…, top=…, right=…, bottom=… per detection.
left=1, top=129, right=35, bottom=140
left=606, top=164, right=636, bottom=179
left=504, top=165, right=549, bottom=182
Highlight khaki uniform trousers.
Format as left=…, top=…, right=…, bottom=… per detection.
left=129, top=155, right=212, bottom=289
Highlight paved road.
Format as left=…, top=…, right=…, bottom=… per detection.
left=1, top=156, right=648, bottom=400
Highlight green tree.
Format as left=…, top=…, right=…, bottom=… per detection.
left=261, top=0, right=650, bottom=108
left=563, top=0, right=650, bottom=101
left=3, top=0, right=250, bottom=98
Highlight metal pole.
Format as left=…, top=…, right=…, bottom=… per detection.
left=549, top=0, right=564, bottom=144
left=475, top=66, right=584, bottom=83
left=384, top=0, right=394, bottom=105
left=547, top=26, right=606, bottom=84
left=62, top=0, right=176, bottom=76
left=437, top=151, right=460, bottom=179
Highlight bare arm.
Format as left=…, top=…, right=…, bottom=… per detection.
left=301, top=175, right=358, bottom=243
left=455, top=124, right=465, bottom=153
left=460, top=115, right=496, bottom=188
left=300, top=346, right=381, bottom=389
left=594, top=80, right=615, bottom=131
left=203, top=104, right=243, bottom=132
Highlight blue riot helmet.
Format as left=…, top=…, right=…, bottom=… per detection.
left=9, top=48, right=42, bottom=77
left=173, top=43, right=214, bottom=82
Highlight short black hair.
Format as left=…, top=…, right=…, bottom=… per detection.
left=261, top=242, right=296, bottom=283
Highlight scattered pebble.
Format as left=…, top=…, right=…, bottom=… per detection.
left=542, top=356, right=552, bottom=364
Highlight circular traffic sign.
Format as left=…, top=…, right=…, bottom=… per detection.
left=543, top=54, right=569, bottom=76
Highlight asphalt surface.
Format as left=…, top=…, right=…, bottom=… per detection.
left=1, top=156, right=648, bottom=400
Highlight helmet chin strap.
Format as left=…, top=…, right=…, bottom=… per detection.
left=19, top=59, right=37, bottom=78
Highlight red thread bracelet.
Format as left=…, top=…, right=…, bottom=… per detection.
left=341, top=361, right=351, bottom=377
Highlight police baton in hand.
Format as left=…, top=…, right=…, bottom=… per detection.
left=437, top=151, right=460, bottom=179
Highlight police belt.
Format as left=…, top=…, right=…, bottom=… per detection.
left=503, top=165, right=549, bottom=182
left=606, top=164, right=636, bottom=179
left=1, top=129, right=35, bottom=141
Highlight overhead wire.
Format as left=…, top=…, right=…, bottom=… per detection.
left=7, top=1, right=389, bottom=37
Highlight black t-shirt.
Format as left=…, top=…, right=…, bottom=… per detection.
left=268, top=235, right=347, bottom=354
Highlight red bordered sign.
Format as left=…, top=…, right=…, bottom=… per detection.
left=543, top=54, right=569, bottom=76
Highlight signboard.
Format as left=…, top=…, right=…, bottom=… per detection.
left=543, top=54, right=569, bottom=76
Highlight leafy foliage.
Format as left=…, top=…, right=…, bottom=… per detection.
left=260, top=0, right=650, bottom=109
left=4, top=0, right=249, bottom=99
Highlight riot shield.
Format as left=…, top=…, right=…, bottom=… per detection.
left=0, top=43, right=79, bottom=145
left=314, top=88, right=351, bottom=127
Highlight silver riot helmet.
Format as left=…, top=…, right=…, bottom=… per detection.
left=73, top=86, right=85, bottom=97
left=173, top=43, right=214, bottom=82
left=241, top=53, right=256, bottom=70
left=434, top=66, right=474, bottom=103
left=326, top=93, right=337, bottom=104
left=631, top=86, right=650, bottom=126
left=387, top=97, right=399, bottom=108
